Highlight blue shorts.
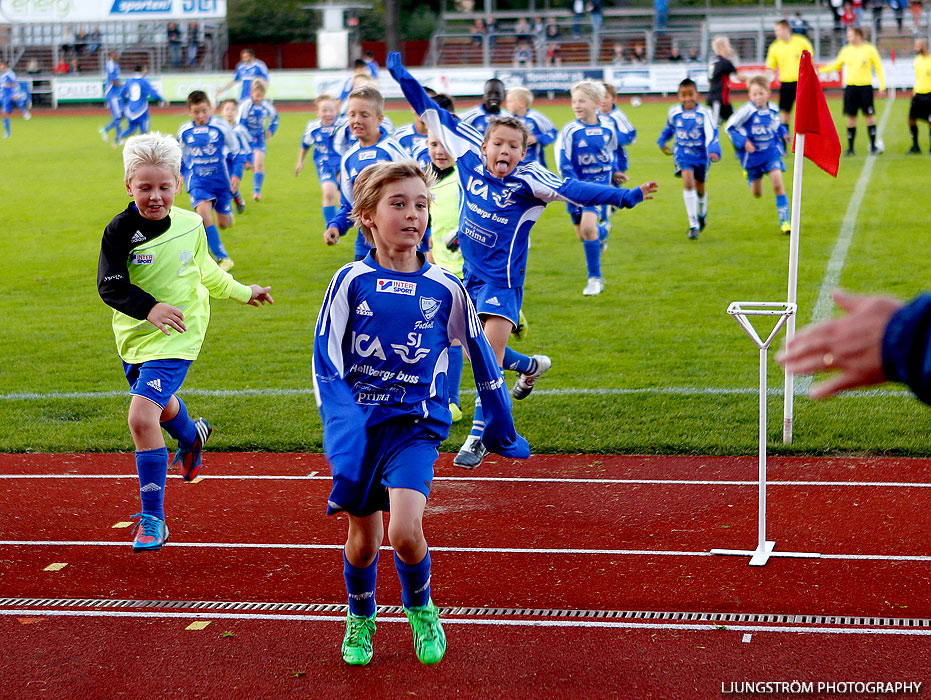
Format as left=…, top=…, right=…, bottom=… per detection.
left=122, top=358, right=193, bottom=409
left=566, top=203, right=601, bottom=225
left=465, top=276, right=523, bottom=327
left=125, top=115, right=150, bottom=135
left=328, top=418, right=440, bottom=517
left=189, top=186, right=233, bottom=216
left=250, top=134, right=267, bottom=153
left=746, top=158, right=785, bottom=183
left=674, top=160, right=707, bottom=183
left=315, top=160, right=339, bottom=184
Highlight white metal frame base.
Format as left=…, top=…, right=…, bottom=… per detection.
left=710, top=302, right=821, bottom=567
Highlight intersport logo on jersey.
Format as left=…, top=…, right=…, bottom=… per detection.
left=376, top=279, right=416, bottom=296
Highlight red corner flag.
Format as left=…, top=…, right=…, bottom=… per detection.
left=792, top=50, right=840, bottom=177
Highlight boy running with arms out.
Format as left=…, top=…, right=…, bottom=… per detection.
left=296, top=94, right=346, bottom=227
left=178, top=90, right=240, bottom=270
left=313, top=160, right=529, bottom=665
left=237, top=79, right=279, bottom=201
left=97, top=133, right=273, bottom=552
left=658, top=77, right=721, bottom=240
left=386, top=52, right=657, bottom=467
left=725, top=76, right=791, bottom=233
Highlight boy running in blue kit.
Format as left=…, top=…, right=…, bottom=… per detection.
left=219, top=98, right=251, bottom=214
left=386, top=53, right=657, bottom=467
left=99, top=51, right=124, bottom=144
left=178, top=90, right=240, bottom=271
left=1, top=60, right=31, bottom=138
left=314, top=160, right=529, bottom=666
left=658, top=78, right=721, bottom=240
left=505, top=86, right=558, bottom=169
left=237, top=79, right=278, bottom=201
left=323, top=84, right=410, bottom=260
left=600, top=82, right=637, bottom=177
left=97, top=133, right=273, bottom=552
left=117, top=66, right=164, bottom=144
left=557, top=80, right=624, bottom=297
left=296, top=95, right=345, bottom=228
left=724, top=75, right=791, bottom=234
left=220, top=48, right=269, bottom=102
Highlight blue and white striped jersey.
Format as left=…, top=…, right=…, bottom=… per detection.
left=515, top=109, right=558, bottom=168
left=556, top=118, right=618, bottom=185
left=237, top=97, right=279, bottom=143
left=313, top=254, right=529, bottom=500
left=177, top=116, right=239, bottom=190
left=228, top=122, right=253, bottom=173
left=460, top=104, right=511, bottom=135
left=657, top=104, right=722, bottom=166
left=601, top=106, right=637, bottom=172
left=393, top=122, right=428, bottom=157
left=328, top=133, right=410, bottom=236
left=120, top=75, right=163, bottom=121
left=233, top=59, right=269, bottom=101
left=388, top=54, right=645, bottom=290
left=0, top=68, right=16, bottom=95
left=724, top=101, right=788, bottom=169
left=301, top=116, right=347, bottom=168
left=104, top=59, right=121, bottom=99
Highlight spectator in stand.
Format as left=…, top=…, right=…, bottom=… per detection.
left=789, top=12, right=811, bottom=37
left=187, top=23, right=200, bottom=67
left=545, top=18, right=561, bottom=44
left=60, top=26, right=76, bottom=57
left=870, top=0, right=884, bottom=34
left=532, top=17, right=546, bottom=57
left=87, top=26, right=100, bottom=55
left=167, top=22, right=182, bottom=68
left=547, top=44, right=562, bottom=66
left=572, top=0, right=585, bottom=36
left=74, top=28, right=88, bottom=55
left=829, top=0, right=844, bottom=31
left=612, top=43, right=625, bottom=65
left=912, top=0, right=924, bottom=30
left=891, top=0, right=906, bottom=31
left=631, top=43, right=647, bottom=63
left=26, top=59, right=40, bottom=75
left=853, top=0, right=864, bottom=25
left=514, top=18, right=531, bottom=41
left=470, top=18, right=486, bottom=47
left=513, top=39, right=533, bottom=67
left=588, top=0, right=604, bottom=34
left=486, top=16, right=498, bottom=45
left=655, top=0, right=669, bottom=33
left=53, top=57, right=70, bottom=74
left=668, top=45, right=684, bottom=62
left=69, top=57, right=80, bottom=74
left=842, top=1, right=857, bottom=28
left=688, top=48, right=702, bottom=62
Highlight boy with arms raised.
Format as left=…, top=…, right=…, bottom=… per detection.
left=725, top=75, right=791, bottom=233
left=313, top=161, right=528, bottom=665
left=97, top=133, right=273, bottom=552
left=658, top=78, right=721, bottom=240
left=386, top=52, right=657, bottom=467
left=178, top=90, right=240, bottom=270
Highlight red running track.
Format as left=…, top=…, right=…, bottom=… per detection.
left=2, top=453, right=931, bottom=699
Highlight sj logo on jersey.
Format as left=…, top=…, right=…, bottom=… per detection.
left=131, top=254, right=154, bottom=265
left=376, top=279, right=416, bottom=296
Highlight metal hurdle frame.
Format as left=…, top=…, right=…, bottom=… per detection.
left=710, top=301, right=821, bottom=567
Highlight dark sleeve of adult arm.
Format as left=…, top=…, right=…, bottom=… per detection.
left=882, top=294, right=931, bottom=405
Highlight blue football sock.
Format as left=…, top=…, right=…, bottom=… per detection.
left=135, top=447, right=169, bottom=520
left=447, top=345, right=464, bottom=407
left=160, top=396, right=197, bottom=450
left=395, top=550, right=432, bottom=609
left=583, top=238, right=602, bottom=278
left=469, top=396, right=485, bottom=439
left=344, top=551, right=378, bottom=617
left=204, top=224, right=229, bottom=260
left=322, top=204, right=337, bottom=227
left=253, top=172, right=265, bottom=194
left=503, top=346, right=536, bottom=375
left=775, top=193, right=789, bottom=223
left=3, top=119, right=9, bottom=136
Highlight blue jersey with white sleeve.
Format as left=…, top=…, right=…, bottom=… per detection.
left=556, top=118, right=618, bottom=185
left=234, top=59, right=269, bottom=101
left=393, top=122, right=428, bottom=157
left=104, top=58, right=121, bottom=100
left=302, top=116, right=346, bottom=170
left=516, top=109, right=558, bottom=168
left=237, top=97, right=279, bottom=151
left=0, top=68, right=16, bottom=98
left=313, top=254, right=530, bottom=512
left=120, top=75, right=163, bottom=121
left=657, top=104, right=721, bottom=170
left=178, top=116, right=240, bottom=192
left=409, top=138, right=431, bottom=167
left=602, top=106, right=637, bottom=172
left=724, top=100, right=788, bottom=170
left=387, top=53, right=645, bottom=290
left=227, top=122, right=253, bottom=177
left=460, top=104, right=511, bottom=135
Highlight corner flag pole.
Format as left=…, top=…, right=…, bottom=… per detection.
left=783, top=133, right=805, bottom=444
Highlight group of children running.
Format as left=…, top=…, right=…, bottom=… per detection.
left=97, top=51, right=801, bottom=669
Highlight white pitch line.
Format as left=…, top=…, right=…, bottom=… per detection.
left=3, top=540, right=931, bottom=561
left=2, top=474, right=931, bottom=489
left=0, top=608, right=929, bottom=636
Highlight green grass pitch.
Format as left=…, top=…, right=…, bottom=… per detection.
left=2, top=94, right=930, bottom=455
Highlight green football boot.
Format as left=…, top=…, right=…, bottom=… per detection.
left=341, top=612, right=376, bottom=666
left=404, top=599, right=447, bottom=665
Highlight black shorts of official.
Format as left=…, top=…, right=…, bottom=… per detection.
left=909, top=92, right=931, bottom=121
left=844, top=85, right=875, bottom=116
left=779, top=81, right=798, bottom=112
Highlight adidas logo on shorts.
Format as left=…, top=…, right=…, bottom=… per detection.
left=355, top=301, right=374, bottom=316
left=140, top=483, right=162, bottom=492
left=486, top=296, right=501, bottom=306
left=146, top=378, right=163, bottom=393
left=131, top=231, right=146, bottom=244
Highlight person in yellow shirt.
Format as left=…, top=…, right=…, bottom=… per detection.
left=765, top=19, right=815, bottom=126
left=819, top=26, right=886, bottom=156
left=908, top=38, right=931, bottom=154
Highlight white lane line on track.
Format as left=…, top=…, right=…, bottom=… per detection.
left=3, top=474, right=931, bottom=488
left=2, top=541, right=931, bottom=561
left=0, top=386, right=914, bottom=401
left=0, top=608, right=929, bottom=636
